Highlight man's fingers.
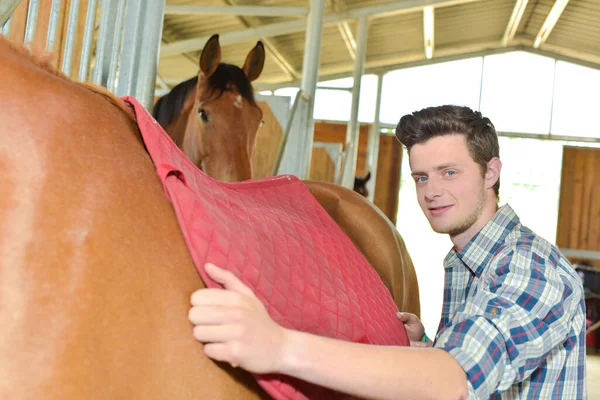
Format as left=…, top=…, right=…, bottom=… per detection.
left=190, top=288, right=243, bottom=307
left=188, top=305, right=245, bottom=325
left=396, top=312, right=417, bottom=323
left=192, top=325, right=240, bottom=343
left=205, top=263, right=255, bottom=297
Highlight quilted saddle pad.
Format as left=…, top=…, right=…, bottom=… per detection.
left=123, top=96, right=409, bottom=400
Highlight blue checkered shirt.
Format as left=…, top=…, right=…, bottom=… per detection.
left=433, top=205, right=586, bottom=399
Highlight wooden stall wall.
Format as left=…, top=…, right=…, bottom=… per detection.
left=373, top=135, right=403, bottom=225
left=311, top=121, right=402, bottom=224
left=556, top=146, right=600, bottom=268
left=7, top=0, right=93, bottom=81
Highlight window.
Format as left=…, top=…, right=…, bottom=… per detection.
left=480, top=52, right=555, bottom=134
left=380, top=57, right=483, bottom=125
left=551, top=61, right=600, bottom=138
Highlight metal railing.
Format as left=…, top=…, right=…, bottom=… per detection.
left=272, top=90, right=310, bottom=176
left=1, top=0, right=165, bottom=111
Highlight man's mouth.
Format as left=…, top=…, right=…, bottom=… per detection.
left=429, top=205, right=453, bottom=216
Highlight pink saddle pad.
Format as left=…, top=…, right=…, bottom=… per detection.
left=123, top=96, right=409, bottom=399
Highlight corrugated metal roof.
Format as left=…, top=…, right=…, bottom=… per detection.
left=158, top=0, right=600, bottom=89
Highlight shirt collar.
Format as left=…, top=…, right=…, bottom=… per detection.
left=444, top=204, right=520, bottom=276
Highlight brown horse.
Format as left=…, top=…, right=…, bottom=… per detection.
left=0, top=35, right=417, bottom=398
left=153, top=35, right=420, bottom=317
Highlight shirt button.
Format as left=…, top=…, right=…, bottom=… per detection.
left=490, top=308, right=499, bottom=316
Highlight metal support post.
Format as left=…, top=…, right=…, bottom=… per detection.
left=366, top=74, right=384, bottom=202
left=339, top=16, right=368, bottom=188
left=276, top=0, right=325, bottom=178
left=135, top=0, right=166, bottom=110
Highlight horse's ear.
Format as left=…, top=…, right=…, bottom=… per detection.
left=200, top=34, right=221, bottom=78
left=242, top=41, right=265, bottom=82
left=365, top=171, right=371, bottom=181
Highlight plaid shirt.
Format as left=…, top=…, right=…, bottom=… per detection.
left=434, top=204, right=586, bottom=399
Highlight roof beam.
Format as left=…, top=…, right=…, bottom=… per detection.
left=161, top=0, right=481, bottom=57
left=502, top=0, right=529, bottom=46
left=329, top=0, right=356, bottom=60
left=423, top=6, right=435, bottom=59
left=222, top=0, right=300, bottom=81
left=164, top=5, right=308, bottom=18
left=534, top=0, right=570, bottom=48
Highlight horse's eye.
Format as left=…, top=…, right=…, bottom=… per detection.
left=198, top=108, right=209, bottom=123
left=259, top=119, right=265, bottom=127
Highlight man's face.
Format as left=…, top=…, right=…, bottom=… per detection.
left=409, top=134, right=488, bottom=237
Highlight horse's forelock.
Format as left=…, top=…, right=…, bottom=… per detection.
left=202, top=63, right=256, bottom=106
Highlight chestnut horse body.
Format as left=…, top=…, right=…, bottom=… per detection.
left=0, top=36, right=269, bottom=399
left=0, top=34, right=418, bottom=399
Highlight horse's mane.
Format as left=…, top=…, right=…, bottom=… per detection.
left=1, top=36, right=135, bottom=121
left=152, top=76, right=198, bottom=128
left=152, top=62, right=256, bottom=129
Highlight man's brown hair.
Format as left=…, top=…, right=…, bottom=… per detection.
left=395, top=105, right=500, bottom=198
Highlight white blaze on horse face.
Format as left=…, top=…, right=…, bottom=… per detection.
left=233, top=95, right=243, bottom=109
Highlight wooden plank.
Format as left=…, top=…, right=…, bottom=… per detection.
left=557, top=146, right=600, bottom=256
left=252, top=101, right=283, bottom=179
left=557, top=146, right=575, bottom=247
left=570, top=149, right=585, bottom=249
left=373, top=134, right=402, bottom=224
left=309, top=148, right=336, bottom=182
left=8, top=0, right=29, bottom=44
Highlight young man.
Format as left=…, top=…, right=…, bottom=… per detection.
left=188, top=105, right=587, bottom=399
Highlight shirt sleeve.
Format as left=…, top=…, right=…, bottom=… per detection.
left=433, top=247, right=582, bottom=398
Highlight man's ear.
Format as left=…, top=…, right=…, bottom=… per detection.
left=485, top=157, right=502, bottom=190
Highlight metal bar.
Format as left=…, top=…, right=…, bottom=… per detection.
left=502, top=0, right=529, bottom=46
left=339, top=16, right=368, bottom=188
left=24, top=0, right=40, bottom=45
left=92, top=0, right=115, bottom=85
left=289, top=0, right=325, bottom=179
left=423, top=6, right=434, bottom=59
left=161, top=0, right=480, bottom=56
left=477, top=56, right=485, bottom=110
left=561, top=249, right=600, bottom=260
left=46, top=0, right=61, bottom=53
left=164, top=5, right=308, bottom=17
left=61, top=0, right=80, bottom=76
left=135, top=0, right=166, bottom=110
left=78, top=0, right=98, bottom=82
left=1, top=16, right=13, bottom=36
left=116, top=0, right=144, bottom=97
left=548, top=59, right=558, bottom=134
left=366, top=73, right=384, bottom=202
left=272, top=90, right=310, bottom=176
left=0, top=0, right=22, bottom=27
left=534, top=0, right=570, bottom=48
left=106, top=0, right=126, bottom=92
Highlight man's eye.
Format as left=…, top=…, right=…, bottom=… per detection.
left=445, top=170, right=456, bottom=176
left=416, top=176, right=427, bottom=183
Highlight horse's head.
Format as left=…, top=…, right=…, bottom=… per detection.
left=353, top=171, right=372, bottom=198
left=154, top=34, right=265, bottom=182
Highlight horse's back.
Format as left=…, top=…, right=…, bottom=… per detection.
left=0, top=37, right=266, bottom=400
left=303, top=180, right=420, bottom=317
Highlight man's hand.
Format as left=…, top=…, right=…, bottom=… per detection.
left=188, top=263, right=288, bottom=374
left=396, top=312, right=432, bottom=348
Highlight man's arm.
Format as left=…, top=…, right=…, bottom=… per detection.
left=189, top=264, right=468, bottom=400
left=279, top=327, right=467, bottom=400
